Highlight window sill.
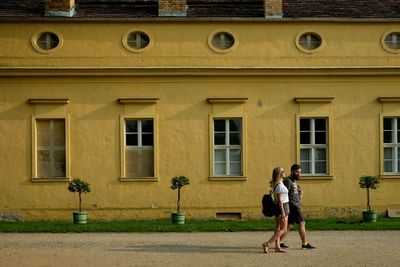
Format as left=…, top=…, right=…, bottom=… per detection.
left=120, top=177, right=158, bottom=182
left=209, top=176, right=247, bottom=181
left=299, top=175, right=333, bottom=180
left=380, top=175, right=400, bottom=179
left=30, top=178, right=69, bottom=182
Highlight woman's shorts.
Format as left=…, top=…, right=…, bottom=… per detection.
left=274, top=202, right=290, bottom=217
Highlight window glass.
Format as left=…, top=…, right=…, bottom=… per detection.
left=384, top=32, right=400, bottom=50
left=229, top=133, right=241, bottom=145
left=214, top=120, right=225, bottom=131
left=299, top=33, right=321, bottom=50
left=315, top=119, right=326, bottom=131
left=229, top=149, right=241, bottom=161
left=229, top=162, right=241, bottom=175
left=126, top=120, right=138, bottom=133
left=300, top=132, right=310, bottom=144
left=124, top=119, right=154, bottom=177
left=142, top=134, right=153, bottom=146
left=213, top=118, right=242, bottom=176
left=215, top=163, right=226, bottom=175
left=215, top=149, right=226, bottom=161
left=126, top=134, right=138, bottom=146
left=383, top=117, right=400, bottom=173
left=127, top=32, right=150, bottom=49
left=315, top=148, right=326, bottom=160
left=384, top=118, right=392, bottom=130
left=315, top=161, right=326, bottom=174
left=212, top=32, right=235, bottom=50
left=398, top=147, right=400, bottom=172
left=36, top=119, right=66, bottom=178
left=299, top=118, right=328, bottom=175
left=315, top=132, right=326, bottom=144
left=384, top=130, right=393, bottom=143
left=125, top=148, right=154, bottom=177
left=300, top=119, right=310, bottom=131
left=214, top=133, right=225, bottom=145
left=229, top=119, right=241, bottom=131
left=37, top=32, right=59, bottom=50
left=141, top=120, right=153, bottom=132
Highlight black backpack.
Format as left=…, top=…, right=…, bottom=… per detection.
left=262, top=184, right=279, bottom=217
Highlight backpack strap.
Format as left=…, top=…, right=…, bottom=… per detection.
left=270, top=183, right=280, bottom=194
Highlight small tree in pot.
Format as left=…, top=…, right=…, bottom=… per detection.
left=68, top=178, right=91, bottom=224
left=359, top=175, right=380, bottom=223
left=170, top=175, right=190, bottom=224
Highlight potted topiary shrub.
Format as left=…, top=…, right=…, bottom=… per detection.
left=359, top=175, right=380, bottom=223
left=68, top=177, right=91, bottom=224
left=170, top=175, right=190, bottom=224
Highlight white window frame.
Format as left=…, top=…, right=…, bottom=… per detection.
left=31, top=115, right=70, bottom=180
left=120, top=116, right=158, bottom=181
left=212, top=118, right=243, bottom=177
left=383, top=117, right=400, bottom=174
left=299, top=118, right=328, bottom=175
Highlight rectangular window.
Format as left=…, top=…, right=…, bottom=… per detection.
left=300, top=118, right=328, bottom=175
left=36, top=119, right=66, bottom=178
left=213, top=118, right=242, bottom=176
left=383, top=117, right=400, bottom=173
left=125, top=119, right=154, bottom=177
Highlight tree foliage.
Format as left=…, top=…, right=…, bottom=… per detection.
left=68, top=178, right=91, bottom=212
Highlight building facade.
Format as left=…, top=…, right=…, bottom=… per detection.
left=0, top=0, right=400, bottom=221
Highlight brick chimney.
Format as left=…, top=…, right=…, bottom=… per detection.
left=158, top=0, right=187, bottom=17
left=264, top=0, right=282, bottom=18
left=45, top=0, right=76, bottom=17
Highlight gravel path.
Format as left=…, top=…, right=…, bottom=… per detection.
left=1, top=231, right=399, bottom=266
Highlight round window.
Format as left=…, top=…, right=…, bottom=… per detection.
left=211, top=32, right=235, bottom=50
left=122, top=30, right=152, bottom=53
left=127, top=32, right=150, bottom=50
left=384, top=32, right=400, bottom=50
left=31, top=31, right=62, bottom=53
left=37, top=32, right=59, bottom=50
left=299, top=33, right=322, bottom=50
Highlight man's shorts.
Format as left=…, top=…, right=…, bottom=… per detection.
left=288, top=204, right=304, bottom=225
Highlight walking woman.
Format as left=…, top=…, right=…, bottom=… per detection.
left=262, top=167, right=290, bottom=253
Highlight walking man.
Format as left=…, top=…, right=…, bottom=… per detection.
left=280, top=164, right=315, bottom=249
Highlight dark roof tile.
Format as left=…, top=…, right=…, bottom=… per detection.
left=1, top=0, right=400, bottom=19
left=187, top=0, right=264, bottom=17
left=283, top=0, right=400, bottom=18
left=75, top=0, right=158, bottom=18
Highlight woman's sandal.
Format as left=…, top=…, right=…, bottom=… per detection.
left=275, top=248, right=288, bottom=253
left=262, top=242, right=269, bottom=254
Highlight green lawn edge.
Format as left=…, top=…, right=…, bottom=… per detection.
left=1, top=218, right=400, bottom=233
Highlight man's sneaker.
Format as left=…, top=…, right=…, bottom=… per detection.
left=280, top=243, right=289, bottom=249
left=302, top=243, right=315, bottom=249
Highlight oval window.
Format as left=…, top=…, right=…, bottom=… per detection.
left=31, top=31, right=62, bottom=53
left=127, top=32, right=150, bottom=50
left=299, top=33, right=322, bottom=51
left=211, top=32, right=235, bottom=50
left=384, top=32, right=400, bottom=50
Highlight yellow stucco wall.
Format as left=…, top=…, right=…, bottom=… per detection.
left=0, top=20, right=399, bottom=220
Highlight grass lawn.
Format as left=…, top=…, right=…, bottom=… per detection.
left=1, top=217, right=400, bottom=233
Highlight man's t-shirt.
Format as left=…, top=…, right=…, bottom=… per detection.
left=283, top=176, right=300, bottom=207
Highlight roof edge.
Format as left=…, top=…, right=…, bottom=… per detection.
left=2, top=17, right=400, bottom=23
